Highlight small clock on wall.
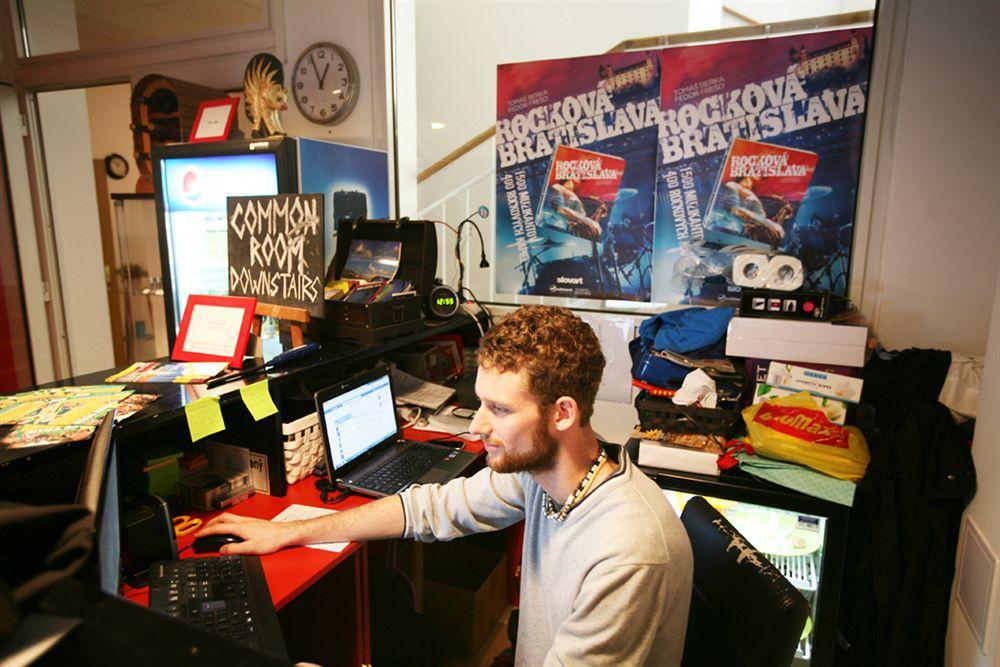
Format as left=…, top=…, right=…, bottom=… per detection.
left=105, top=153, right=129, bottom=179
left=291, top=42, right=360, bottom=125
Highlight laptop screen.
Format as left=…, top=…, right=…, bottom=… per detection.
left=76, top=411, right=121, bottom=596
left=321, top=371, right=398, bottom=470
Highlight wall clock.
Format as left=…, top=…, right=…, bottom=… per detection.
left=105, top=153, right=129, bottom=179
left=291, top=42, right=360, bottom=125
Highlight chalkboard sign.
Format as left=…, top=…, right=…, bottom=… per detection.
left=227, top=193, right=324, bottom=317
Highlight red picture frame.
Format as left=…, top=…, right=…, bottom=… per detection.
left=188, top=98, right=240, bottom=143
left=172, top=294, right=257, bottom=368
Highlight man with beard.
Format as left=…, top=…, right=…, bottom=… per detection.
left=200, top=305, right=693, bottom=665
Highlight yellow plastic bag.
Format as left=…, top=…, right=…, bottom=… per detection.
left=742, top=393, right=870, bottom=481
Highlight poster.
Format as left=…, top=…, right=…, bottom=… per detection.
left=651, top=28, right=874, bottom=304
left=298, top=138, right=390, bottom=271
left=495, top=51, right=661, bottom=301
left=227, top=193, right=325, bottom=317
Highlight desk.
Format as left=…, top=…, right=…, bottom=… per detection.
left=0, top=313, right=484, bottom=502
left=0, top=314, right=486, bottom=664
left=123, top=431, right=485, bottom=666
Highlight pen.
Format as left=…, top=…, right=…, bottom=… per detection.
left=206, top=343, right=321, bottom=388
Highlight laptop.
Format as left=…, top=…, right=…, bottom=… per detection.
left=315, top=365, right=478, bottom=497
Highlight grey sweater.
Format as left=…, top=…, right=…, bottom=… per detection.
left=400, top=445, right=693, bottom=666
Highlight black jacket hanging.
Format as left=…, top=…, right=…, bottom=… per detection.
left=837, top=348, right=975, bottom=666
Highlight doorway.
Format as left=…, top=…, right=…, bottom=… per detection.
left=32, top=83, right=167, bottom=379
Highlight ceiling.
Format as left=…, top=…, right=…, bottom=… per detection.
left=24, top=0, right=265, bottom=54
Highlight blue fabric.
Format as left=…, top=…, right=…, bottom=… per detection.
left=630, top=338, right=689, bottom=387
left=639, top=307, right=736, bottom=354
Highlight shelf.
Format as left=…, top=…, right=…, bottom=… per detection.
left=124, top=289, right=165, bottom=297
left=768, top=552, right=819, bottom=592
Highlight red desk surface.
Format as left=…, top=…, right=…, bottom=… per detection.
left=124, top=430, right=483, bottom=611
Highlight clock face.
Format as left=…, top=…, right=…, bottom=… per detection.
left=292, top=42, right=359, bottom=125
left=106, top=153, right=129, bottom=180
left=427, top=285, right=460, bottom=318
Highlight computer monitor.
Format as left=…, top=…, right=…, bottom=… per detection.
left=75, top=410, right=120, bottom=595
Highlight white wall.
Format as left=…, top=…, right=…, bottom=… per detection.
left=862, top=0, right=999, bottom=355
left=413, top=0, right=691, bottom=191
left=278, top=0, right=387, bottom=149
left=725, top=0, right=875, bottom=24
left=36, top=89, right=115, bottom=376
left=84, top=84, right=136, bottom=195
left=946, top=269, right=1000, bottom=664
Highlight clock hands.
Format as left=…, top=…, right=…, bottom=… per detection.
left=308, top=52, right=332, bottom=90
left=309, top=53, right=318, bottom=88
left=318, top=61, right=330, bottom=90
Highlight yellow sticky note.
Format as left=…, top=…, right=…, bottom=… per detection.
left=185, top=396, right=225, bottom=442
left=240, top=380, right=278, bottom=422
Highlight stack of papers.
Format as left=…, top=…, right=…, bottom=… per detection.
left=389, top=365, right=455, bottom=411
left=0, top=385, right=157, bottom=449
left=105, top=361, right=229, bottom=384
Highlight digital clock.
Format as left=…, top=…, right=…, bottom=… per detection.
left=426, top=283, right=460, bottom=319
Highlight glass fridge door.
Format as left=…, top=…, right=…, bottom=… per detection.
left=112, top=195, right=169, bottom=362
left=665, top=490, right=826, bottom=664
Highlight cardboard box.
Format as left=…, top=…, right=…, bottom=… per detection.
left=423, top=541, right=508, bottom=655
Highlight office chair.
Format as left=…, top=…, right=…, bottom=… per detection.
left=680, top=496, right=810, bottom=667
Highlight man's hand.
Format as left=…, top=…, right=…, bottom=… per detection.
left=197, top=513, right=301, bottom=556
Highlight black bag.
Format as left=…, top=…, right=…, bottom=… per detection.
left=0, top=501, right=93, bottom=643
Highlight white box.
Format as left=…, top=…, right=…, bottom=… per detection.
left=725, top=317, right=868, bottom=367
left=638, top=440, right=719, bottom=476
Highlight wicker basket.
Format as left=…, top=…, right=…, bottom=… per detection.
left=281, top=412, right=326, bottom=485
left=634, top=390, right=743, bottom=438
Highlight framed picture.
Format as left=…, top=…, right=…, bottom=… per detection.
left=188, top=98, right=240, bottom=143
left=172, top=294, right=257, bottom=368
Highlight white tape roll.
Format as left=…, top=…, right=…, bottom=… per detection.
left=733, top=254, right=769, bottom=288
left=765, top=255, right=804, bottom=291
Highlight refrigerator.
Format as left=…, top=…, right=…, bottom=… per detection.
left=152, top=137, right=299, bottom=345
left=648, top=465, right=849, bottom=666
left=152, top=137, right=390, bottom=348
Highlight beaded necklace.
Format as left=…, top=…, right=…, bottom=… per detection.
left=542, top=449, right=608, bottom=523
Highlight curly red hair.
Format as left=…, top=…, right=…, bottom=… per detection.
left=478, top=306, right=605, bottom=425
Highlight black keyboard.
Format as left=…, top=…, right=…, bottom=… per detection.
left=355, top=442, right=448, bottom=494
left=149, top=555, right=288, bottom=659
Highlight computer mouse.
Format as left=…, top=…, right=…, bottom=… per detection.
left=192, top=533, right=245, bottom=554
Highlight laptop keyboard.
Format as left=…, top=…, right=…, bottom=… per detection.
left=354, top=442, right=449, bottom=494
